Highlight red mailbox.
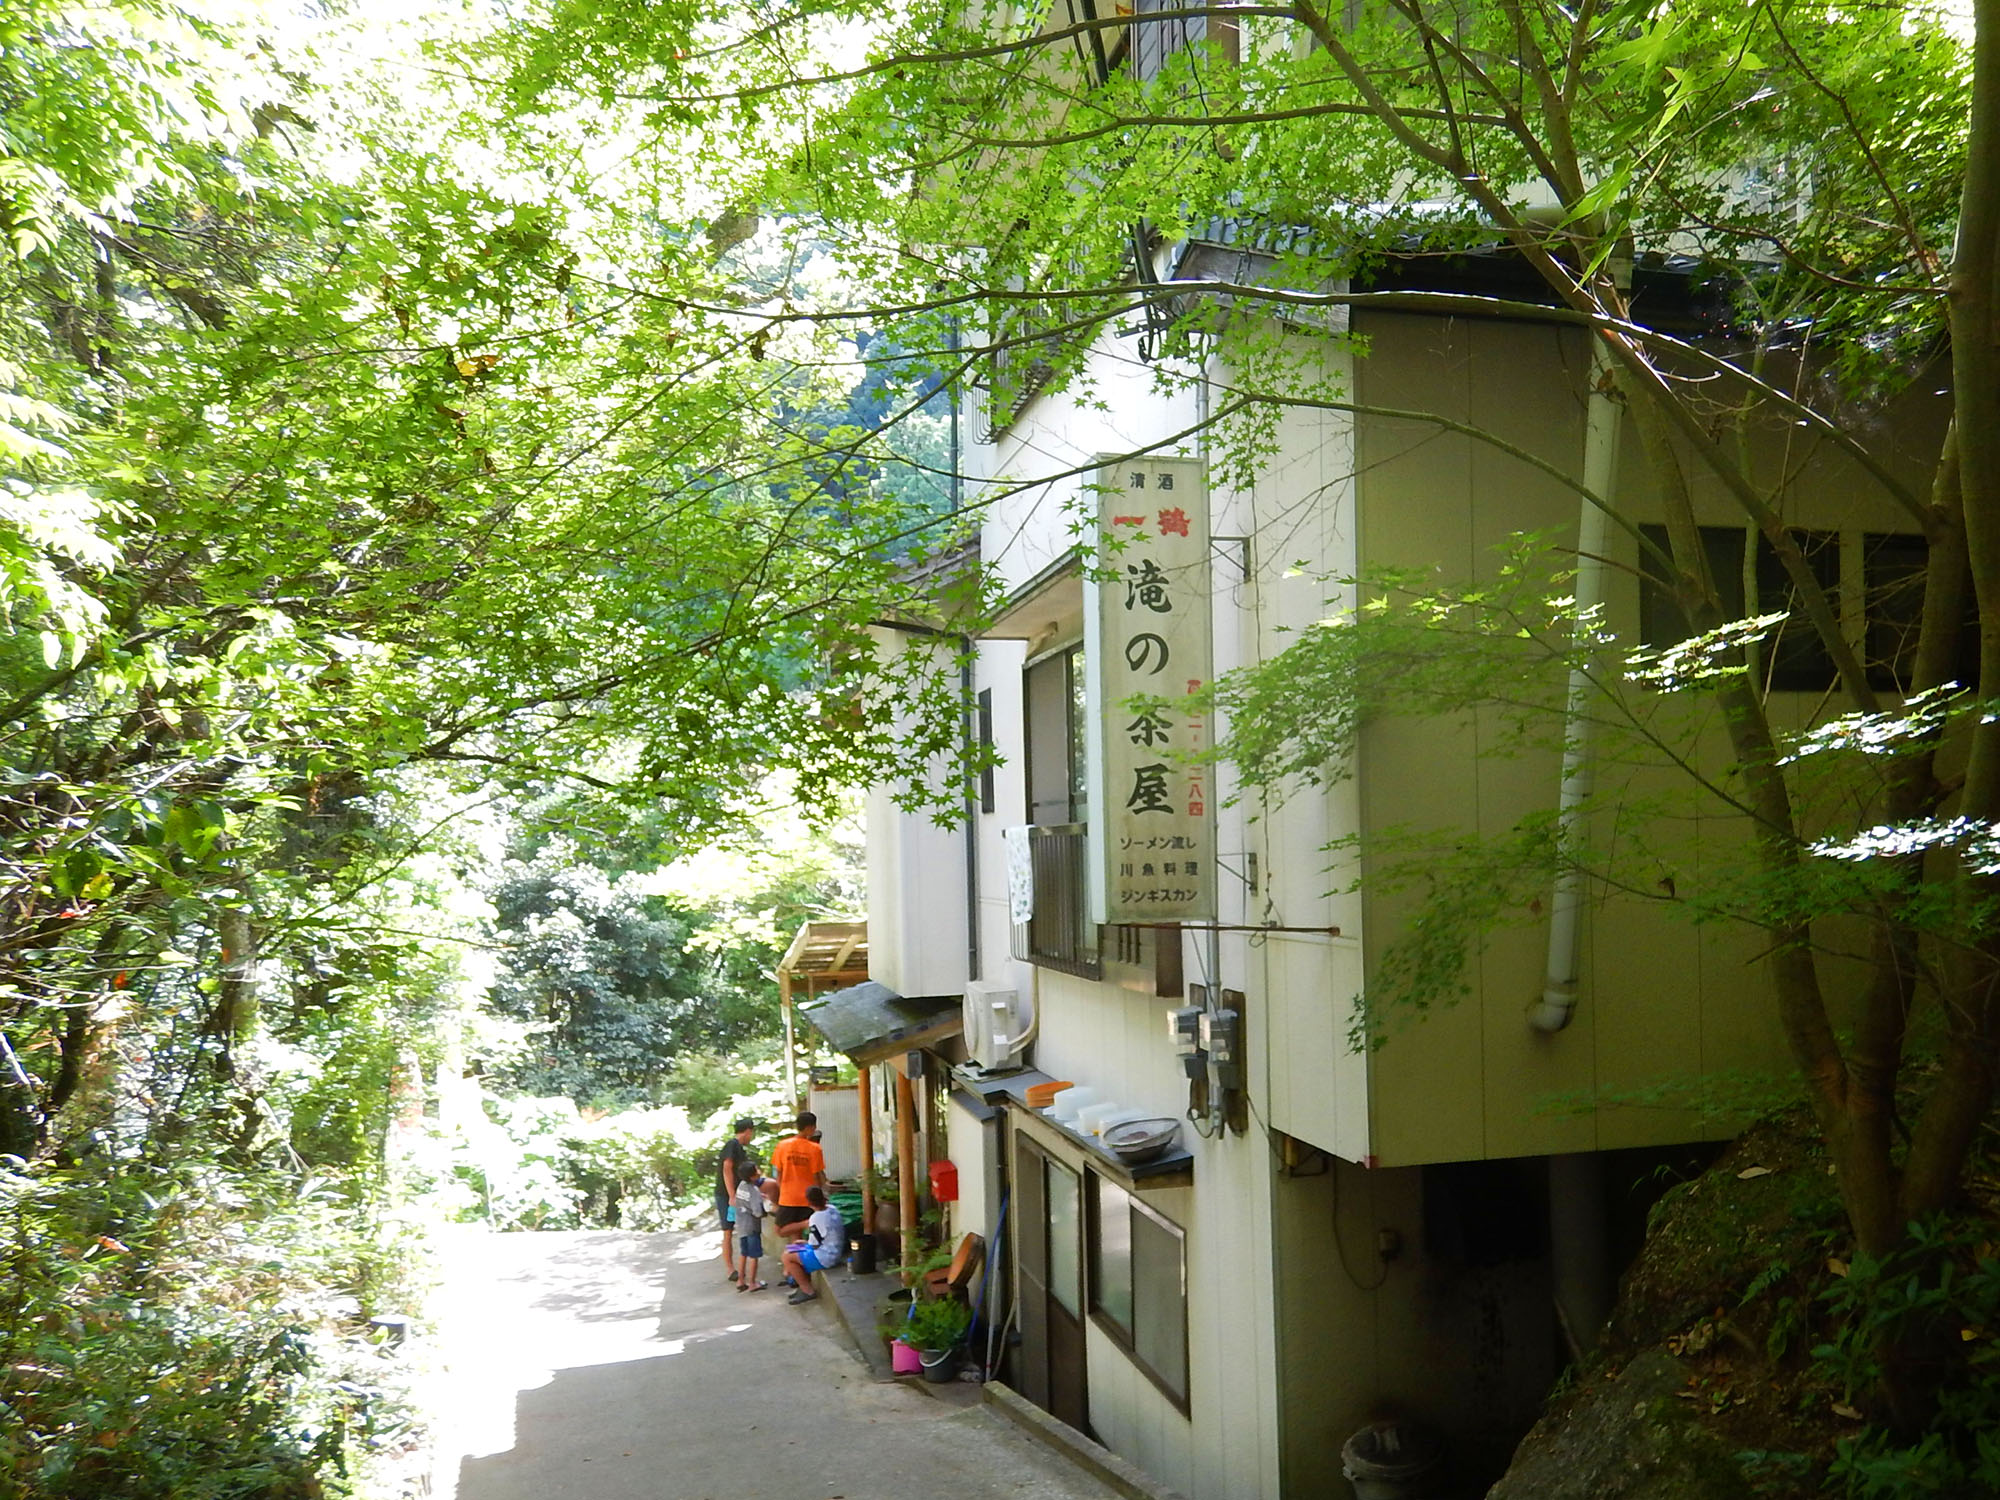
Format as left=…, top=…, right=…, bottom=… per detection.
left=928, top=1158, right=959, bottom=1202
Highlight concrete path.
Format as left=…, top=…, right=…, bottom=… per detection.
left=429, top=1226, right=1119, bottom=1500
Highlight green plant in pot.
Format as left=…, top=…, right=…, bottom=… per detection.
left=865, top=1163, right=900, bottom=1205
left=902, top=1293, right=971, bottom=1354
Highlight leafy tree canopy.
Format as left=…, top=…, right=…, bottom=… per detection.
left=481, top=0, right=2000, bottom=1444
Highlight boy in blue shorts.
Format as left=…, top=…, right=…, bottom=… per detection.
left=734, top=1162, right=770, bottom=1292
left=782, top=1186, right=844, bottom=1304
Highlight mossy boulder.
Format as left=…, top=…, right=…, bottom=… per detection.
left=1485, top=1350, right=1751, bottom=1500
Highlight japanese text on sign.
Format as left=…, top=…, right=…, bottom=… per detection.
left=1097, top=458, right=1214, bottom=923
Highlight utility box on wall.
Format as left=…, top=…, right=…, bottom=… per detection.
left=928, top=1158, right=959, bottom=1203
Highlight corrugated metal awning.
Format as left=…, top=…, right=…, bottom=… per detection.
left=799, top=980, right=962, bottom=1068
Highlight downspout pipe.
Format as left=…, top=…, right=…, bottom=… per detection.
left=1532, top=333, right=1624, bottom=1033
left=961, top=637, right=982, bottom=984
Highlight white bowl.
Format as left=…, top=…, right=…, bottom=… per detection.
left=1102, top=1117, right=1181, bottom=1164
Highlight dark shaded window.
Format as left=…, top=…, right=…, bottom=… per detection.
left=1638, top=523, right=1838, bottom=693
left=1088, top=1172, right=1189, bottom=1409
left=1757, top=528, right=1840, bottom=693
left=1863, top=533, right=1980, bottom=694
left=976, top=687, right=996, bottom=815
left=1024, top=643, right=1087, bottom=825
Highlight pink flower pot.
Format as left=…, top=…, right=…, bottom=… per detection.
left=891, top=1338, right=923, bottom=1375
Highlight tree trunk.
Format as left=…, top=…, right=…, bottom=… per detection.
left=214, top=906, right=259, bottom=1072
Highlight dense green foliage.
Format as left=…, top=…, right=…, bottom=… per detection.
left=489, top=855, right=754, bottom=1107
left=485, top=827, right=850, bottom=1107
left=0, top=1160, right=428, bottom=1499
left=477, top=0, right=2000, bottom=1445
left=0, top=0, right=945, bottom=1489
left=1813, top=1217, right=2000, bottom=1496
left=2, top=0, right=1994, bottom=1482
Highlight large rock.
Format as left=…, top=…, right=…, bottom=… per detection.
left=1484, top=1350, right=1751, bottom=1500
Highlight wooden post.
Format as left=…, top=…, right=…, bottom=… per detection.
left=858, top=1062, right=876, bottom=1246
left=895, top=1064, right=919, bottom=1280
left=780, top=970, right=797, bottom=1112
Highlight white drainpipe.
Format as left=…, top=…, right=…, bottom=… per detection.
left=1531, top=334, right=1624, bottom=1033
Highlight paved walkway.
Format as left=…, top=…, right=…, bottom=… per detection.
left=429, top=1227, right=1119, bottom=1500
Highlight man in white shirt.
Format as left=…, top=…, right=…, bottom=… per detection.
left=782, top=1186, right=845, bottom=1304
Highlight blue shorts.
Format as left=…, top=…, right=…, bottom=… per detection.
left=738, top=1232, right=763, bottom=1260
left=795, top=1246, right=833, bottom=1275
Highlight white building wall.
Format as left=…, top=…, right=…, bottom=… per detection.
left=972, top=328, right=1293, bottom=1500
left=971, top=639, right=1029, bottom=994
left=1029, top=967, right=1281, bottom=1500
left=864, top=627, right=970, bottom=999
left=945, top=1093, right=991, bottom=1247
left=976, top=345, right=1203, bottom=598
left=807, top=1085, right=862, bottom=1181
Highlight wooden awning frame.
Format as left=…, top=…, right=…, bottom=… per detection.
left=775, top=920, right=869, bottom=1109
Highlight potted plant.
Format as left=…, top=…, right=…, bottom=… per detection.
left=899, top=1293, right=973, bottom=1382
left=865, top=1163, right=901, bottom=1237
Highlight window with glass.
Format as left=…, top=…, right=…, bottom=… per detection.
left=1638, top=523, right=1838, bottom=693
left=1023, top=642, right=1087, bottom=826
left=1862, top=532, right=1980, bottom=693
left=1017, top=641, right=1098, bottom=974
left=1088, top=1173, right=1189, bottom=1409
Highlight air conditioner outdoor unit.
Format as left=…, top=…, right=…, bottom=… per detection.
left=962, top=981, right=1025, bottom=1072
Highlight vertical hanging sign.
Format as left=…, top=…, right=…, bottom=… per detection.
left=1098, top=455, right=1215, bottom=924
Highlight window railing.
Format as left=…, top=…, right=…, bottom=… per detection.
left=1011, top=823, right=1100, bottom=976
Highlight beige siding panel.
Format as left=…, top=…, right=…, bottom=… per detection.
left=1262, top=933, right=1369, bottom=1159
left=1354, top=311, right=1484, bottom=1163
left=1479, top=922, right=1600, bottom=1157
left=1692, top=808, right=1799, bottom=1127
left=1458, top=321, right=1600, bottom=1153
left=1247, top=355, right=1366, bottom=1160
left=1587, top=884, right=1710, bottom=1150
left=1343, top=312, right=1953, bottom=1163
left=1360, top=711, right=1488, bottom=1163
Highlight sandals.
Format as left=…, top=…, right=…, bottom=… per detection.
left=787, top=1290, right=818, bottom=1304
left=745, top=1280, right=769, bottom=1292
left=727, top=1270, right=740, bottom=1283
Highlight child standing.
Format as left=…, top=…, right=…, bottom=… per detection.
left=733, top=1164, right=769, bottom=1292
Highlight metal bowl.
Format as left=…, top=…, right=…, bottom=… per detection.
left=1101, top=1117, right=1181, bottom=1165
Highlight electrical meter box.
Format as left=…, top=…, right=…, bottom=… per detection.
left=1200, top=1008, right=1244, bottom=1090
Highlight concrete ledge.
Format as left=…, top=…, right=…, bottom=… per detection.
left=811, top=1267, right=898, bottom=1382
left=982, top=1381, right=1190, bottom=1500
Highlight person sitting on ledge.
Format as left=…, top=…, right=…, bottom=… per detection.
left=782, top=1186, right=845, bottom=1304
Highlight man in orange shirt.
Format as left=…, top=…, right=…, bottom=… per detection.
left=769, top=1111, right=827, bottom=1235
